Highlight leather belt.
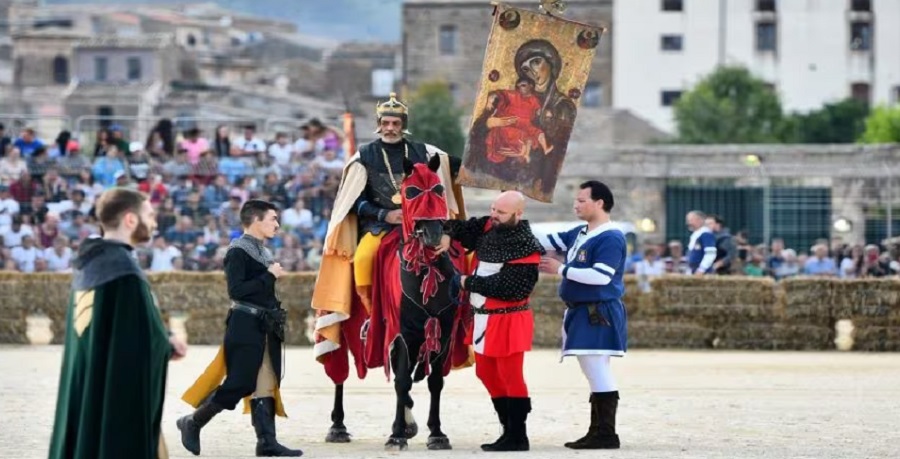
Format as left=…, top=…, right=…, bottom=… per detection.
left=231, top=302, right=268, bottom=316
left=473, top=303, right=530, bottom=315
left=565, top=302, right=611, bottom=326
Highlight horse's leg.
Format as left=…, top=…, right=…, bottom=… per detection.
left=425, top=357, right=452, bottom=450
left=385, top=337, right=413, bottom=451
left=325, top=384, right=351, bottom=443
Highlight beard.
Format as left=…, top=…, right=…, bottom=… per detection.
left=492, top=215, right=519, bottom=230
left=380, top=132, right=402, bottom=144
left=131, top=218, right=153, bottom=245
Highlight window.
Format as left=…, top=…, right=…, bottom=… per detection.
left=186, top=34, right=196, bottom=47
left=583, top=82, right=603, bottom=107
left=851, top=83, right=870, bottom=105
left=661, top=35, right=683, bottom=51
left=851, top=0, right=871, bottom=12
left=52, top=55, right=68, bottom=84
left=97, top=106, right=113, bottom=127
left=756, top=22, right=777, bottom=51
left=661, top=0, right=683, bottom=11
left=661, top=90, right=683, bottom=107
left=94, top=56, right=108, bottom=82
left=850, top=22, right=872, bottom=50
left=756, top=0, right=776, bottom=12
left=439, top=25, right=457, bottom=55
left=448, top=83, right=459, bottom=103
left=127, top=57, right=142, bottom=81
left=893, top=86, right=900, bottom=104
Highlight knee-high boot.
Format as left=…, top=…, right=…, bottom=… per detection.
left=251, top=397, right=303, bottom=457
left=176, top=397, right=224, bottom=456
left=483, top=397, right=530, bottom=452
left=568, top=391, right=620, bottom=450
left=480, top=398, right=509, bottom=450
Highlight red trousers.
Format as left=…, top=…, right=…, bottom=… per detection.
left=475, top=352, right=528, bottom=398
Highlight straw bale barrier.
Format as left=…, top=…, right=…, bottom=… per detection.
left=0, top=272, right=897, bottom=351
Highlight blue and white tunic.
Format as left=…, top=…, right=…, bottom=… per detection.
left=537, top=222, right=628, bottom=359
left=687, top=227, right=717, bottom=274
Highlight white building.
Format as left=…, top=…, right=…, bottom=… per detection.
left=613, top=0, right=900, bottom=133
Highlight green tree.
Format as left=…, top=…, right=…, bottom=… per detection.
left=406, top=81, right=466, bottom=157
left=859, top=104, right=900, bottom=143
left=673, top=66, right=784, bottom=144
left=780, top=98, right=869, bottom=143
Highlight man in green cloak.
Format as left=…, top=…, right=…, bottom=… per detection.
left=48, top=187, right=187, bottom=459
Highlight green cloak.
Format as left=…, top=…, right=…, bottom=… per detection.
left=48, top=238, right=172, bottom=459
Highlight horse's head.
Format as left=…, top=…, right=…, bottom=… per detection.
left=401, top=154, right=448, bottom=247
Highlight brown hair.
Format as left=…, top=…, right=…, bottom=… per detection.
left=95, top=188, right=147, bottom=231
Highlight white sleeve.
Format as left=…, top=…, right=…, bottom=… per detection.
left=557, top=263, right=612, bottom=286
left=697, top=249, right=717, bottom=272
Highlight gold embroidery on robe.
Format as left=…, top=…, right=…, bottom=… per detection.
left=74, top=290, right=95, bottom=337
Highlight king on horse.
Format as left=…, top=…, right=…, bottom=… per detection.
left=310, top=92, right=471, bottom=443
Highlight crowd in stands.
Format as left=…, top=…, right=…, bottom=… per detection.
left=0, top=119, right=345, bottom=273
left=628, top=212, right=900, bottom=291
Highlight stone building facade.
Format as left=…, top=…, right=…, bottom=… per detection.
left=402, top=0, right=612, bottom=111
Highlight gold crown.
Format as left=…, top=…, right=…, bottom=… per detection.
left=375, top=92, right=408, bottom=118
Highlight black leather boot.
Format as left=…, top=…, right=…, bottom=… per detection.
left=564, top=393, right=600, bottom=448
left=480, top=398, right=509, bottom=451
left=176, top=397, right=224, bottom=456
left=251, top=397, right=303, bottom=457
left=568, top=391, right=620, bottom=449
left=483, top=397, right=530, bottom=452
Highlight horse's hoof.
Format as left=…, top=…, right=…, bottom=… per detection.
left=385, top=437, right=408, bottom=451
left=325, top=425, right=351, bottom=443
left=404, top=422, right=418, bottom=439
left=427, top=436, right=452, bottom=450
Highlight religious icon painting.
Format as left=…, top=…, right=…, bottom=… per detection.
left=457, top=3, right=604, bottom=203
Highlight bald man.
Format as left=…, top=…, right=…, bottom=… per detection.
left=437, top=191, right=544, bottom=452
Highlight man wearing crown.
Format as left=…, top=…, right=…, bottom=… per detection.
left=311, top=93, right=467, bottom=380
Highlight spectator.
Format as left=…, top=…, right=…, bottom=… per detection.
left=55, top=145, right=91, bottom=183
left=217, top=153, right=250, bottom=185
left=281, top=199, right=313, bottom=231
left=211, top=125, right=232, bottom=158
left=13, top=128, right=44, bottom=157
left=0, top=147, right=29, bottom=184
left=292, top=123, right=321, bottom=161
left=29, top=193, right=50, bottom=224
left=91, top=145, right=126, bottom=187
left=43, top=235, right=72, bottom=272
left=108, top=125, right=131, bottom=158
left=93, top=128, right=112, bottom=157
left=165, top=215, right=199, bottom=245
left=634, top=247, right=665, bottom=292
left=233, top=124, right=266, bottom=157
left=145, top=118, right=175, bottom=159
left=839, top=244, right=863, bottom=279
left=162, top=149, right=193, bottom=180
left=268, top=132, right=293, bottom=169
left=149, top=236, right=181, bottom=272
left=774, top=249, right=801, bottom=279
left=11, top=235, right=40, bottom=272
left=261, top=172, right=287, bottom=208
left=804, top=244, right=837, bottom=276
left=42, top=168, right=68, bottom=203
left=706, top=214, right=736, bottom=274
left=127, top=145, right=153, bottom=184
left=180, top=192, right=209, bottom=222
left=685, top=210, right=717, bottom=275
left=276, top=233, right=306, bottom=271
left=180, top=127, right=209, bottom=166
left=75, top=170, right=105, bottom=202
left=0, top=185, right=21, bottom=229
left=156, top=198, right=178, bottom=234
left=314, top=149, right=344, bottom=176
left=10, top=170, right=40, bottom=206
left=743, top=249, right=766, bottom=276
left=61, top=211, right=96, bottom=241
left=27, top=146, right=54, bottom=182
left=0, top=123, right=10, bottom=157
left=862, top=244, right=889, bottom=278
left=141, top=174, right=169, bottom=205
left=37, top=212, right=60, bottom=248
left=49, top=131, right=75, bottom=159
left=1, top=214, right=34, bottom=248
left=203, top=174, right=230, bottom=212
left=218, top=193, right=243, bottom=233
left=193, top=150, right=218, bottom=185
left=765, top=238, right=786, bottom=277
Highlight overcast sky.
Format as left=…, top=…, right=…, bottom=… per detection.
left=44, top=0, right=403, bottom=42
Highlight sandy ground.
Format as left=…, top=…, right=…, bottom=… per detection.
left=1, top=345, right=897, bottom=459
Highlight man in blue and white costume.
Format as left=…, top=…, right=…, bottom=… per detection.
left=535, top=180, right=625, bottom=450
left=685, top=210, right=717, bottom=275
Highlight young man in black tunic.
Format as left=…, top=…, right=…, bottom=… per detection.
left=177, top=199, right=302, bottom=457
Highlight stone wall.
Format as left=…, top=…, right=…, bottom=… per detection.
left=2, top=272, right=898, bottom=351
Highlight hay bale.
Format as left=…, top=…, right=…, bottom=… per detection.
left=714, top=323, right=833, bottom=350
left=647, top=275, right=776, bottom=326
left=831, top=279, right=900, bottom=324
left=780, top=277, right=834, bottom=326
left=849, top=325, right=900, bottom=352
left=628, top=320, right=713, bottom=349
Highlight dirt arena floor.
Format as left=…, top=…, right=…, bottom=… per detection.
left=1, top=345, right=896, bottom=459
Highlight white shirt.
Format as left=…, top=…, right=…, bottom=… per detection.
left=11, top=245, right=41, bottom=273
left=0, top=198, right=21, bottom=227
left=281, top=207, right=313, bottom=229
left=1, top=225, right=34, bottom=248
left=267, top=142, right=294, bottom=166
left=150, top=246, right=182, bottom=272
left=43, top=246, right=72, bottom=272
left=234, top=136, right=267, bottom=154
